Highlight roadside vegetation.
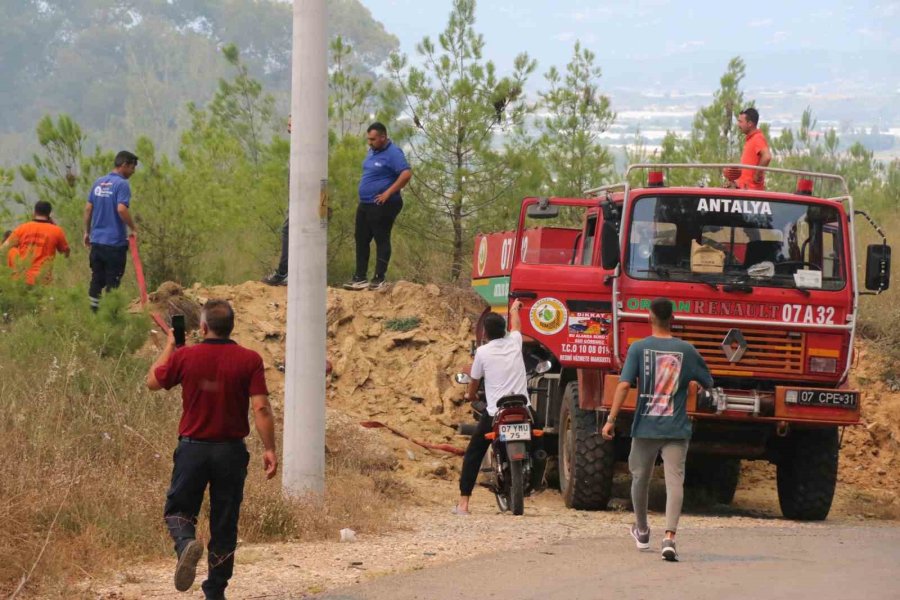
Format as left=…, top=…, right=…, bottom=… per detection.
left=0, top=264, right=402, bottom=596
left=1, top=0, right=898, bottom=594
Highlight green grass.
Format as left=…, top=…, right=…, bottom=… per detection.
left=384, top=316, right=421, bottom=332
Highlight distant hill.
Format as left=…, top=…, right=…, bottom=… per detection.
left=0, top=0, right=398, bottom=157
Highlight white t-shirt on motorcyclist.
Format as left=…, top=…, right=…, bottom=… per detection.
left=471, top=330, right=530, bottom=416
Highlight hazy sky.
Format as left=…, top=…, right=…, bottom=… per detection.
left=364, top=0, right=899, bottom=91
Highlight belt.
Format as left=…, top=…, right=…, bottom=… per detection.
left=179, top=436, right=244, bottom=444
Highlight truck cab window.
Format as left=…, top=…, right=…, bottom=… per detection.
left=580, top=216, right=598, bottom=266
left=521, top=205, right=594, bottom=267
left=625, top=195, right=846, bottom=290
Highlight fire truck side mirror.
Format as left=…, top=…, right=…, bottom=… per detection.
left=600, top=220, right=620, bottom=270
left=865, top=244, right=891, bottom=291
left=526, top=199, right=559, bottom=219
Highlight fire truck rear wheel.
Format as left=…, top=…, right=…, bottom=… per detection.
left=558, top=382, right=614, bottom=510
left=776, top=427, right=839, bottom=521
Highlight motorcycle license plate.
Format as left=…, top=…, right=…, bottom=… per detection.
left=499, top=423, right=531, bottom=441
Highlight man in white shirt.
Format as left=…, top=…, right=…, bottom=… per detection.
left=454, top=299, right=529, bottom=515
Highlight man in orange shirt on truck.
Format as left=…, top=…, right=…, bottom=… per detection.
left=728, top=107, right=772, bottom=190
left=1, top=201, right=70, bottom=285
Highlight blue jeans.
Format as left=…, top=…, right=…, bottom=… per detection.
left=164, top=438, right=249, bottom=597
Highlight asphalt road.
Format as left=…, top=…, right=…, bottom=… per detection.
left=315, top=525, right=900, bottom=600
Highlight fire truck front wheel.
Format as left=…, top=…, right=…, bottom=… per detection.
left=776, top=426, right=839, bottom=521
left=685, top=457, right=741, bottom=505
left=558, top=382, right=614, bottom=510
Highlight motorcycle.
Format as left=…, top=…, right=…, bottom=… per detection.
left=455, top=359, right=550, bottom=516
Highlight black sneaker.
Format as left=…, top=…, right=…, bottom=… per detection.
left=261, top=271, right=287, bottom=286
left=661, top=538, right=678, bottom=562
left=174, top=538, right=204, bottom=591
left=343, top=276, right=368, bottom=291
left=369, top=275, right=386, bottom=290
left=630, top=524, right=650, bottom=550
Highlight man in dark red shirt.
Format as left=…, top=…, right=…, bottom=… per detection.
left=147, top=299, right=277, bottom=598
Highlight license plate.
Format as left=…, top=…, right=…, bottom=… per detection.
left=499, top=423, right=531, bottom=441
left=789, top=390, right=858, bottom=409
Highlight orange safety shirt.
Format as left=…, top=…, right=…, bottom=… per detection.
left=736, top=129, right=769, bottom=190
left=6, top=220, right=70, bottom=285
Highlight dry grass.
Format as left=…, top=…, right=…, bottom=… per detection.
left=0, top=340, right=173, bottom=597
left=0, top=284, right=408, bottom=597
left=238, top=415, right=404, bottom=543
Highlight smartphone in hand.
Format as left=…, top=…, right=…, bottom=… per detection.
left=172, top=314, right=186, bottom=347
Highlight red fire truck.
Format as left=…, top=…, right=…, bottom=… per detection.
left=470, top=163, right=891, bottom=520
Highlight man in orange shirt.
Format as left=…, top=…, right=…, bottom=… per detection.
left=729, top=107, right=771, bottom=190
left=1, top=201, right=71, bottom=285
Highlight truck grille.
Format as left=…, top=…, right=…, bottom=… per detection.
left=674, top=324, right=804, bottom=376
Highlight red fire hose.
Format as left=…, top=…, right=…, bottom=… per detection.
left=128, top=235, right=170, bottom=332
left=359, top=421, right=465, bottom=456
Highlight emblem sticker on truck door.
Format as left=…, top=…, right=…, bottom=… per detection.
left=477, top=237, right=488, bottom=276
left=529, top=297, right=568, bottom=335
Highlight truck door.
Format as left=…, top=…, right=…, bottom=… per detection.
left=509, top=197, right=615, bottom=369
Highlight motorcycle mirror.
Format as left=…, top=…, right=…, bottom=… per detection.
left=454, top=373, right=472, bottom=385
left=534, top=360, right=552, bottom=374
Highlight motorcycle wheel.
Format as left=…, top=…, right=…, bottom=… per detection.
left=494, top=490, right=510, bottom=512
left=492, top=450, right=509, bottom=512
left=509, top=459, right=525, bottom=516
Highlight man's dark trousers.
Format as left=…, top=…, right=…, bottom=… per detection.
left=459, top=412, right=493, bottom=496
left=459, top=409, right=547, bottom=496
left=354, top=199, right=403, bottom=280
left=88, top=243, right=128, bottom=302
left=164, top=438, right=249, bottom=597
left=276, top=217, right=289, bottom=277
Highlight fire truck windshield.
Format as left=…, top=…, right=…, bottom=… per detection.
left=625, top=194, right=846, bottom=291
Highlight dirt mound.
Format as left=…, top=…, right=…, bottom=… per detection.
left=147, top=281, right=202, bottom=328
left=156, top=280, right=488, bottom=486
left=839, top=343, right=900, bottom=497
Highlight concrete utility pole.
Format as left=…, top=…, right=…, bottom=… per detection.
left=283, top=0, right=328, bottom=496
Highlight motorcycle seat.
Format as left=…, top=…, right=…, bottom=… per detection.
left=496, top=394, right=528, bottom=409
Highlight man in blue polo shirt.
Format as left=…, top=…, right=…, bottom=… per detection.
left=343, top=122, right=412, bottom=291
left=84, top=150, right=138, bottom=311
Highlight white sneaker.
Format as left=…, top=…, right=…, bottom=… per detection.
left=661, top=539, right=678, bottom=562
left=630, top=524, right=650, bottom=550
left=343, top=277, right=368, bottom=291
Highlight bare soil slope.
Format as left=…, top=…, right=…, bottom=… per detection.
left=150, top=280, right=488, bottom=491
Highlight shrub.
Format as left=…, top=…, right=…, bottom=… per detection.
left=384, top=316, right=421, bottom=332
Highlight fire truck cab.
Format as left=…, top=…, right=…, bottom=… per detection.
left=471, top=163, right=891, bottom=520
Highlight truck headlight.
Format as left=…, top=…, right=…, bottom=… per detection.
left=809, top=357, right=837, bottom=374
